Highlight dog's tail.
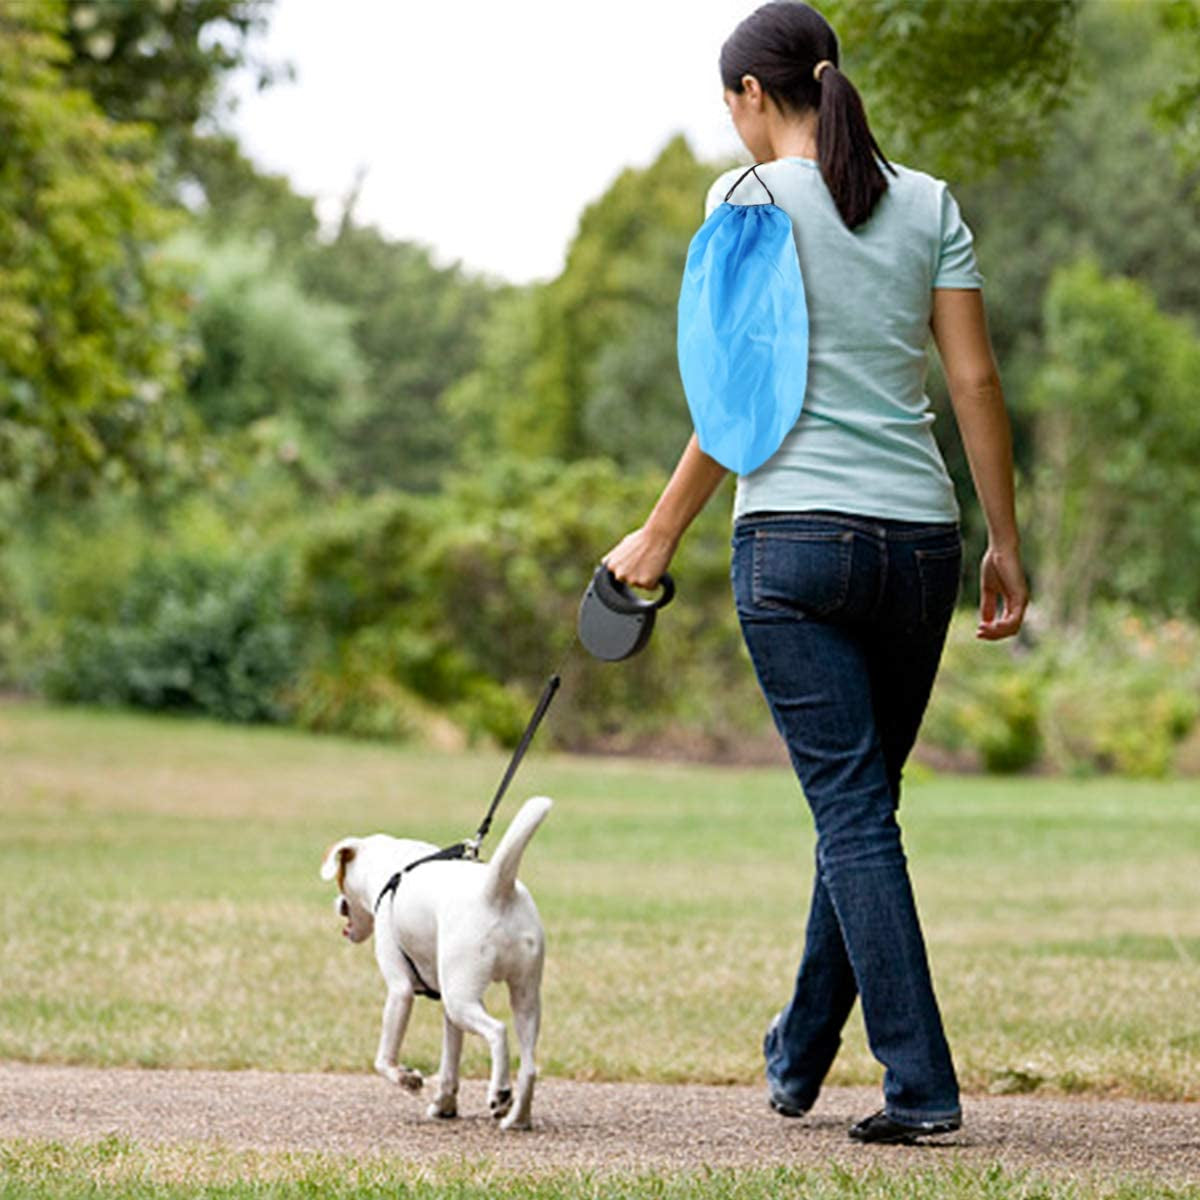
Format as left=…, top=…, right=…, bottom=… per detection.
left=484, top=795, right=552, bottom=903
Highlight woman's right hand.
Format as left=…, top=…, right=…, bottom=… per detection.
left=977, top=544, right=1028, bottom=640
left=602, top=526, right=678, bottom=591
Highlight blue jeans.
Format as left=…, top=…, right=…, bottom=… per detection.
left=731, top=510, right=962, bottom=1124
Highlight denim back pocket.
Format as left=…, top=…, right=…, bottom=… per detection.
left=914, top=541, right=962, bottom=629
left=748, top=528, right=854, bottom=619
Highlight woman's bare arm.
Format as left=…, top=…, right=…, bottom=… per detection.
left=603, top=434, right=728, bottom=589
left=931, top=288, right=1028, bottom=640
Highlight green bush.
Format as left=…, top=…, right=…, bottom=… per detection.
left=6, top=476, right=1197, bottom=775
left=42, top=547, right=297, bottom=722
left=2, top=494, right=303, bottom=723
left=1040, top=611, right=1200, bottom=777
left=290, top=457, right=763, bottom=750
left=284, top=628, right=462, bottom=745
left=922, top=607, right=1200, bottom=777
left=921, top=626, right=1044, bottom=773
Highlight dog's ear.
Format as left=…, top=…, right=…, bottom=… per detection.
left=320, top=838, right=358, bottom=885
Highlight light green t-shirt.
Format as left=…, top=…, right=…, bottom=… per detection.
left=703, top=157, right=983, bottom=524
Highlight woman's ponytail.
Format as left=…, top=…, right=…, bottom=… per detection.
left=719, top=2, right=895, bottom=231
left=814, top=61, right=894, bottom=230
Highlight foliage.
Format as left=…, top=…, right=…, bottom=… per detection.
left=296, top=220, right=497, bottom=493
left=825, top=0, right=1082, bottom=180
left=1026, top=259, right=1200, bottom=625
left=1040, top=610, right=1200, bottom=777
left=180, top=133, right=320, bottom=252
left=0, top=5, right=189, bottom=500
left=286, top=487, right=516, bottom=742
left=284, top=629, right=465, bottom=746
left=175, top=233, right=366, bottom=485
left=43, top=549, right=296, bottom=722
left=8, top=0, right=1200, bottom=779
left=59, top=0, right=277, bottom=145
left=1151, top=0, right=1200, bottom=169
left=957, top=0, right=1200, bottom=382
left=464, top=135, right=712, bottom=471
left=290, top=458, right=756, bottom=750
left=441, top=285, right=543, bottom=465
left=922, top=609, right=1200, bottom=778
left=921, top=629, right=1043, bottom=774
left=4, top=495, right=300, bottom=723
left=923, top=0, right=1200, bottom=597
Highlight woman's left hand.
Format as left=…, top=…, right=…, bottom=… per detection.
left=602, top=526, right=678, bottom=590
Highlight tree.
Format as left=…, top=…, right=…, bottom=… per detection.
left=0, top=5, right=188, bottom=500
left=824, top=0, right=1082, bottom=180
left=182, top=133, right=319, bottom=253
left=915, top=0, right=1200, bottom=594
left=178, top=235, right=366, bottom=486
left=518, top=134, right=714, bottom=469
left=59, top=1, right=301, bottom=245
left=1151, top=0, right=1200, bottom=170
left=959, top=0, right=1200, bottom=373
left=1028, top=259, right=1200, bottom=626
left=59, top=0, right=278, bottom=146
left=440, top=285, right=543, bottom=464
left=297, top=220, right=497, bottom=493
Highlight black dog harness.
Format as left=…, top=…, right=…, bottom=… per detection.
left=374, top=844, right=478, bottom=1000
left=372, top=675, right=561, bottom=1001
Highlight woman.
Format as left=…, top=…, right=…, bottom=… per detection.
left=604, top=1, right=1028, bottom=1145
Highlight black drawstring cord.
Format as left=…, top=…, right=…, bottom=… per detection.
left=725, top=163, right=775, bottom=205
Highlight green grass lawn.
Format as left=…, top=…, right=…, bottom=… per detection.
left=2, top=698, right=1198, bottom=1102
left=2, top=1140, right=1198, bottom=1200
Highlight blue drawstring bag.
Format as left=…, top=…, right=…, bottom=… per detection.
left=677, top=163, right=809, bottom=476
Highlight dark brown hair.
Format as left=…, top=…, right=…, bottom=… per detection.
left=719, top=1, right=894, bottom=229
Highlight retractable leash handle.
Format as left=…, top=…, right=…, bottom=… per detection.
left=578, top=565, right=674, bottom=662
left=591, top=567, right=675, bottom=616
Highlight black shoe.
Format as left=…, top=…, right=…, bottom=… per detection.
left=768, top=1092, right=808, bottom=1119
left=848, top=1109, right=961, bottom=1144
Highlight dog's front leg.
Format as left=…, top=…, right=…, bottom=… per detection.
left=426, top=1011, right=463, bottom=1119
left=374, top=983, right=422, bottom=1091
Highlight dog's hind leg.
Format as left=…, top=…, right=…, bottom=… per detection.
left=375, top=982, right=422, bottom=1090
left=443, top=996, right=511, bottom=1119
left=500, top=982, right=540, bottom=1131
left=426, top=1012, right=463, bottom=1119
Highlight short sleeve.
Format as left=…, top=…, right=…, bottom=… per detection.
left=933, top=186, right=984, bottom=289
left=704, top=174, right=729, bottom=219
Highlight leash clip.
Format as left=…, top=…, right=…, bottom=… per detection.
left=461, top=834, right=482, bottom=862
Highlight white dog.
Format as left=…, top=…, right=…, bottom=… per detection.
left=320, top=795, right=550, bottom=1131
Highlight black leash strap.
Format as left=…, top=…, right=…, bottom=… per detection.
left=467, top=672, right=561, bottom=856
left=374, top=672, right=562, bottom=913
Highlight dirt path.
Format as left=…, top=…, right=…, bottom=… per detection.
left=1, top=1063, right=1197, bottom=1182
